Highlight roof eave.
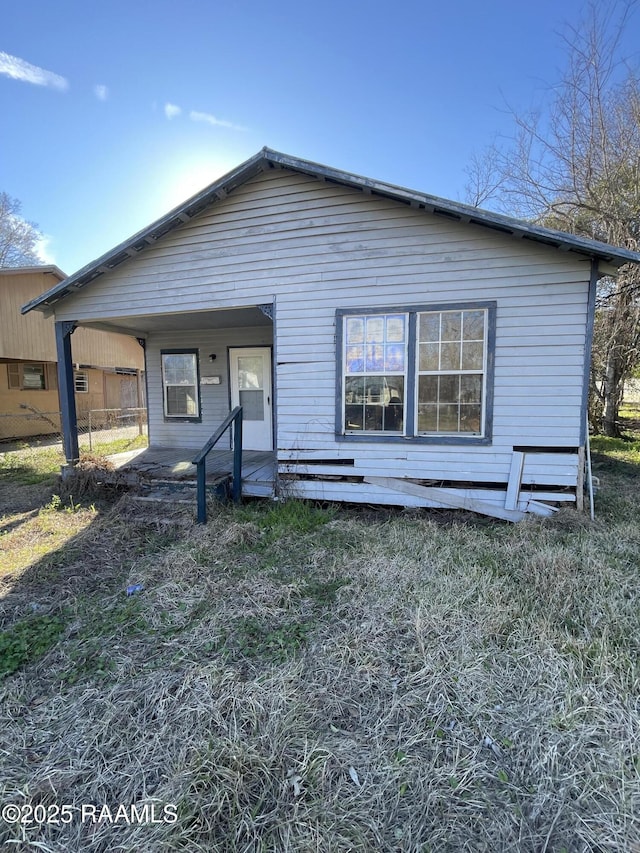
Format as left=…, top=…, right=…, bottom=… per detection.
left=1, top=264, right=67, bottom=282
left=21, top=147, right=640, bottom=315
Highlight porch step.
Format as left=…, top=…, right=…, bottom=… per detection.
left=137, top=476, right=230, bottom=503
left=133, top=494, right=195, bottom=505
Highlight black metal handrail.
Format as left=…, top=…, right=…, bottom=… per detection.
left=192, top=406, right=243, bottom=523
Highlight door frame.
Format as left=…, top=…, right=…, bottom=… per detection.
left=228, top=345, right=274, bottom=451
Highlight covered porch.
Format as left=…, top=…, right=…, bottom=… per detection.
left=55, top=305, right=275, bottom=480
left=108, top=446, right=276, bottom=498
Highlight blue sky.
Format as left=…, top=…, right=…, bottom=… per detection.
left=2, top=0, right=637, bottom=275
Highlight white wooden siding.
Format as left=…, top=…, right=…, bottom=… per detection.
left=54, top=168, right=592, bottom=489
left=147, top=326, right=272, bottom=449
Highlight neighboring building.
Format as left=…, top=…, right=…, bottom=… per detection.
left=21, top=150, right=640, bottom=515
left=1, top=266, right=144, bottom=439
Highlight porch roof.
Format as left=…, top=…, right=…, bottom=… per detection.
left=22, top=147, right=640, bottom=317
left=79, top=305, right=273, bottom=337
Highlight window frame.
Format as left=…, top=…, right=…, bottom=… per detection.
left=343, top=312, right=409, bottom=435
left=74, top=371, right=89, bottom=393
left=160, top=349, right=202, bottom=422
left=336, top=301, right=496, bottom=445
left=7, top=362, right=57, bottom=392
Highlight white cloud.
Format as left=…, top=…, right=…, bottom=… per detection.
left=189, top=110, right=246, bottom=131
left=164, top=102, right=181, bottom=119
left=94, top=84, right=108, bottom=101
left=0, top=51, right=68, bottom=91
left=35, top=234, right=57, bottom=265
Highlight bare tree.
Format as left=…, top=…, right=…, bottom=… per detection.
left=0, top=192, right=43, bottom=268
left=465, top=2, right=640, bottom=435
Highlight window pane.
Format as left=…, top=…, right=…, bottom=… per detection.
left=417, top=405, right=438, bottom=432
left=419, top=342, right=439, bottom=371
left=386, top=315, right=405, bottom=342
left=460, top=405, right=481, bottom=433
left=382, top=398, right=404, bottom=431
left=385, top=343, right=405, bottom=372
left=345, top=375, right=404, bottom=432
left=440, top=342, right=461, bottom=371
left=163, top=354, right=197, bottom=385
left=386, top=377, right=404, bottom=404
left=463, top=310, right=485, bottom=340
left=238, top=356, right=263, bottom=390
left=345, top=405, right=364, bottom=430
left=460, top=375, right=482, bottom=403
left=365, top=344, right=384, bottom=372
left=364, top=405, right=383, bottom=431
left=461, top=341, right=484, bottom=370
left=346, top=317, right=365, bottom=344
left=366, top=316, right=384, bottom=343
left=166, top=386, right=197, bottom=416
left=418, top=375, right=438, bottom=404
left=365, top=376, right=385, bottom=402
left=439, top=375, right=460, bottom=404
left=438, top=403, right=459, bottom=431
left=346, top=346, right=365, bottom=373
left=419, top=313, right=440, bottom=343
left=418, top=375, right=482, bottom=435
left=441, top=312, right=462, bottom=341
left=345, top=376, right=365, bottom=402
left=22, top=364, right=45, bottom=390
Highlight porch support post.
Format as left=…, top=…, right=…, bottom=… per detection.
left=55, top=320, right=79, bottom=464
left=232, top=411, right=243, bottom=503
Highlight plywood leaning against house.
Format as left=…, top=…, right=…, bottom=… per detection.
left=20, top=150, right=640, bottom=517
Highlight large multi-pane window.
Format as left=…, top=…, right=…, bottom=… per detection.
left=339, top=303, right=493, bottom=442
left=343, top=313, right=407, bottom=433
left=417, top=309, right=486, bottom=435
left=161, top=351, right=200, bottom=419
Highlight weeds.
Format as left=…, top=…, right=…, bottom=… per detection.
left=0, top=457, right=638, bottom=851
left=0, top=613, right=65, bottom=678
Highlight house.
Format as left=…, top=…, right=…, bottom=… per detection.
left=1, top=266, right=145, bottom=440
left=21, top=149, right=640, bottom=517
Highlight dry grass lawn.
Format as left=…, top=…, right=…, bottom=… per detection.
left=0, top=438, right=638, bottom=852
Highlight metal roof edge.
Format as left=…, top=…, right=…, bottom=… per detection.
left=1, top=264, right=67, bottom=281
left=263, top=148, right=640, bottom=266
left=21, top=148, right=640, bottom=315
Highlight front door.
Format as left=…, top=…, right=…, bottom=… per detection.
left=229, top=347, right=273, bottom=451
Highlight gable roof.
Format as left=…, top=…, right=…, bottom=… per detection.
left=22, top=147, right=640, bottom=315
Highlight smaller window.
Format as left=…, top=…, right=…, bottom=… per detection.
left=74, top=372, right=89, bottom=393
left=7, top=363, right=57, bottom=391
left=161, top=351, right=200, bottom=420
left=23, top=363, right=46, bottom=390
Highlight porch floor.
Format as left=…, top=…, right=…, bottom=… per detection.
left=107, top=446, right=275, bottom=497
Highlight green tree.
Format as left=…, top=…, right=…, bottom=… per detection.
left=465, top=1, right=640, bottom=436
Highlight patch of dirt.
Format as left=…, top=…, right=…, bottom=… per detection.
left=0, top=482, right=55, bottom=516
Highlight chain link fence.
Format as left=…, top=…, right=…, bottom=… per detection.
left=0, top=407, right=148, bottom=451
